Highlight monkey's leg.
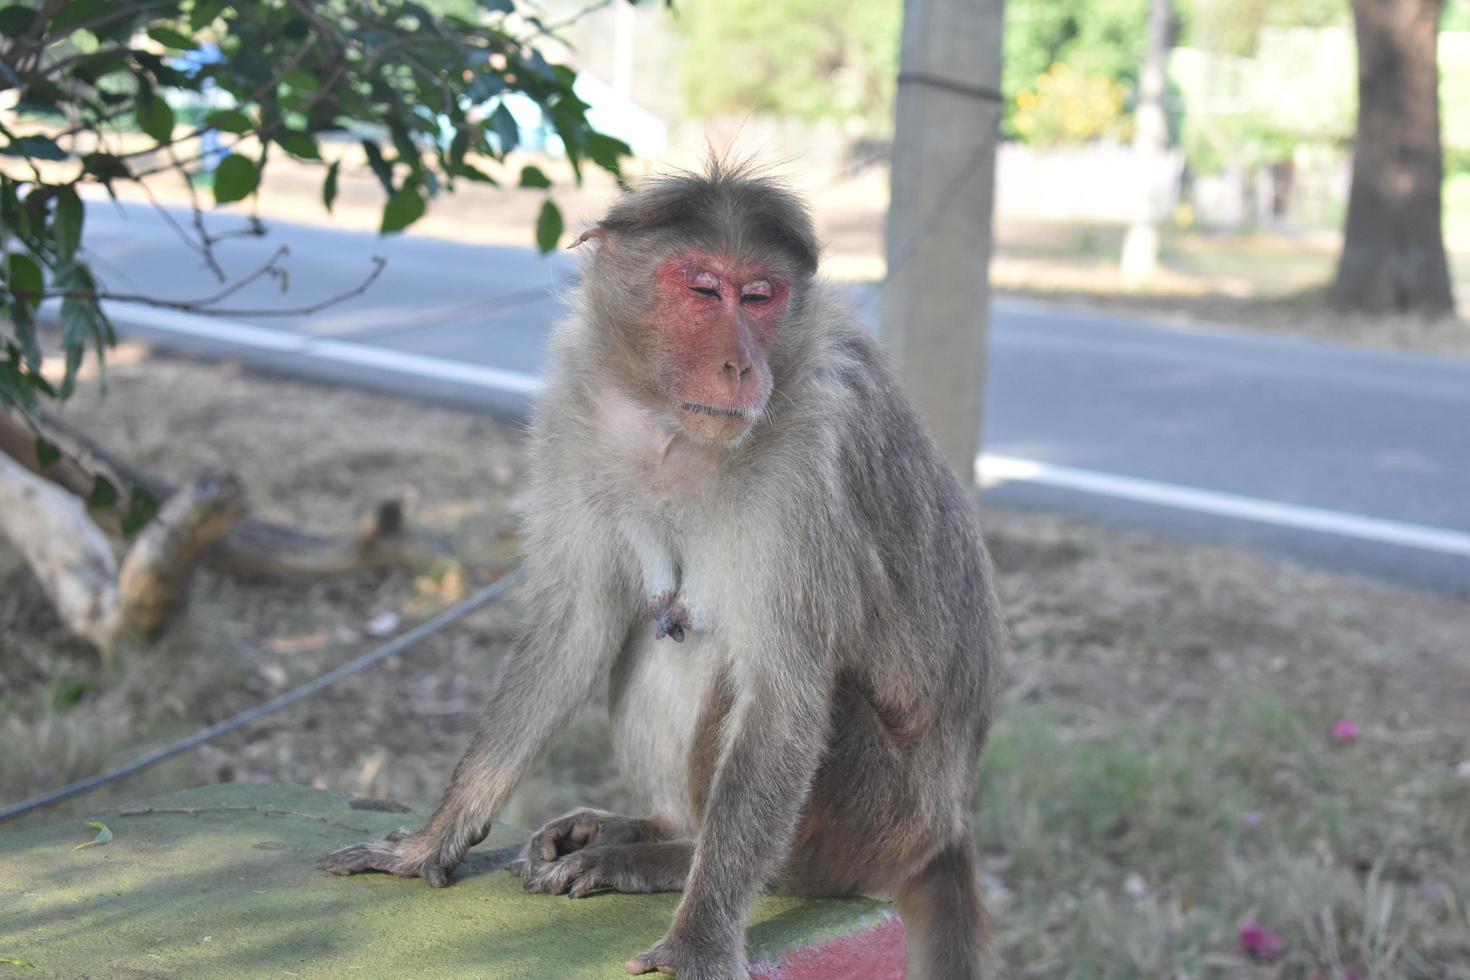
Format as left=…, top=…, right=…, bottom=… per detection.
left=319, top=576, right=630, bottom=887
left=892, top=837, right=987, bottom=980
left=518, top=840, right=695, bottom=898
left=626, top=669, right=830, bottom=979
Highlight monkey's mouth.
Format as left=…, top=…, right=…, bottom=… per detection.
left=679, top=401, right=749, bottom=420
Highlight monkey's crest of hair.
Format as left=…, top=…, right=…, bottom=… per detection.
left=589, top=158, right=821, bottom=281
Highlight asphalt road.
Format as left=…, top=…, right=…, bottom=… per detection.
left=66, top=198, right=1470, bottom=593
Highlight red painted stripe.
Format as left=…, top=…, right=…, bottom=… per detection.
left=750, top=916, right=907, bottom=980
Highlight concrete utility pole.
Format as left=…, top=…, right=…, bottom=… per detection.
left=1120, top=0, right=1172, bottom=286
left=879, top=0, right=1005, bottom=488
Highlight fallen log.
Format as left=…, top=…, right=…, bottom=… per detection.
left=0, top=452, right=245, bottom=652
left=0, top=405, right=446, bottom=580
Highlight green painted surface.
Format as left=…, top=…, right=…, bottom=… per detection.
left=0, top=784, right=894, bottom=978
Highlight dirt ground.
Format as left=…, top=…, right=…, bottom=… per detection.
left=3, top=349, right=1469, bottom=977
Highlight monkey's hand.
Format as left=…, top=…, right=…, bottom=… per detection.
left=647, top=591, right=692, bottom=643
left=316, top=827, right=473, bottom=888
left=625, top=928, right=745, bottom=979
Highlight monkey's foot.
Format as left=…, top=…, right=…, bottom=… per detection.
left=513, top=841, right=692, bottom=898
left=626, top=929, right=745, bottom=979
left=647, top=591, right=692, bottom=643
left=522, top=809, right=661, bottom=863
left=317, top=828, right=469, bottom=888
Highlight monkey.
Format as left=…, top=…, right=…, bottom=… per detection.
left=319, top=161, right=1004, bottom=980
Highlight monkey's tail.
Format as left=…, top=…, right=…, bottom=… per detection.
left=893, top=836, right=988, bottom=980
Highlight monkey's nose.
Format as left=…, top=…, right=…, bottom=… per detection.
left=722, top=362, right=752, bottom=380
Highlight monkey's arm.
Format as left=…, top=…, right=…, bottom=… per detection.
left=319, top=568, right=632, bottom=886
left=626, top=651, right=832, bottom=977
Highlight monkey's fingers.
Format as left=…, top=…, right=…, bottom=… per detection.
left=623, top=950, right=671, bottom=976
left=317, top=840, right=452, bottom=887
left=317, top=841, right=400, bottom=876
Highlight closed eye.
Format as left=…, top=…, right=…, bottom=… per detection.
left=690, top=286, right=720, bottom=299
left=740, top=293, right=770, bottom=305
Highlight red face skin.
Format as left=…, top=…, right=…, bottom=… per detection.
left=648, top=250, right=790, bottom=444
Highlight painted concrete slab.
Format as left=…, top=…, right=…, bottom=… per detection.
left=0, top=784, right=903, bottom=979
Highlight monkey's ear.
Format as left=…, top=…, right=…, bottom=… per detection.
left=567, top=226, right=608, bottom=250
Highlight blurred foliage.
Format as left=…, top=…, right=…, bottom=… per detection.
left=0, top=0, right=629, bottom=420
left=1447, top=0, right=1470, bottom=31
left=1013, top=63, right=1132, bottom=144
left=1003, top=0, right=1149, bottom=141
left=1181, top=111, right=1297, bottom=175
left=1181, top=0, right=1344, bottom=56
left=672, top=0, right=900, bottom=133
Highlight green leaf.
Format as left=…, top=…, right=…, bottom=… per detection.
left=1, top=134, right=66, bottom=160
left=9, top=303, right=41, bottom=372
left=454, top=161, right=498, bottom=185
left=281, top=67, right=318, bottom=90
left=322, top=160, right=340, bottom=212
left=0, top=346, right=39, bottom=413
left=120, top=486, right=159, bottom=537
left=488, top=104, right=518, bottom=154
left=585, top=132, right=632, bottom=174
left=136, top=94, right=175, bottom=143
left=81, top=151, right=131, bottom=182
left=361, top=141, right=394, bottom=195
left=213, top=153, right=258, bottom=204
left=380, top=185, right=426, bottom=234
left=53, top=186, right=83, bottom=261
left=535, top=199, right=563, bottom=253
left=190, top=0, right=226, bottom=30
left=480, top=0, right=514, bottom=11
left=86, top=474, right=118, bottom=511
left=147, top=26, right=195, bottom=50
left=204, top=109, right=252, bottom=135
left=33, top=435, right=60, bottom=468
left=276, top=131, right=320, bottom=160
left=0, top=5, right=34, bottom=36
left=74, top=820, right=113, bottom=849
left=5, top=253, right=43, bottom=306
left=518, top=164, right=551, bottom=189
left=0, top=956, right=41, bottom=971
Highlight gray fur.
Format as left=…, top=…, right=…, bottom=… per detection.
left=319, top=163, right=1004, bottom=980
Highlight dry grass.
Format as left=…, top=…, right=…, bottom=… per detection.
left=2, top=351, right=1468, bottom=977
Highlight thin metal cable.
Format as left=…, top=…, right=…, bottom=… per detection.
left=0, top=568, right=524, bottom=824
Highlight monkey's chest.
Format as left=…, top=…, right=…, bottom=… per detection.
left=607, top=629, right=720, bottom=831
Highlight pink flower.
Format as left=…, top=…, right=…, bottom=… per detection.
left=1331, top=718, right=1359, bottom=743
left=1342, top=967, right=1364, bottom=980
left=1239, top=919, right=1285, bottom=959
left=1241, top=809, right=1263, bottom=827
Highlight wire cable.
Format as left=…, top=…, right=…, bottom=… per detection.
left=0, top=568, right=524, bottom=824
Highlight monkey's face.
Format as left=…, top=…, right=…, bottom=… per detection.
left=647, top=250, right=786, bottom=444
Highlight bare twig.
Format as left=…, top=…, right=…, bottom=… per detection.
left=25, top=255, right=387, bottom=317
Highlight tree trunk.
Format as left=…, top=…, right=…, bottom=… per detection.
left=1120, top=0, right=1173, bottom=286
left=879, top=0, right=1005, bottom=487
left=0, top=454, right=244, bottom=652
left=0, top=450, right=123, bottom=651
left=1331, top=0, right=1455, bottom=317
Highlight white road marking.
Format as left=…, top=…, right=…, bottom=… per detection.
left=103, top=301, right=545, bottom=396
left=102, top=304, right=1470, bottom=559
left=979, top=454, right=1470, bottom=558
